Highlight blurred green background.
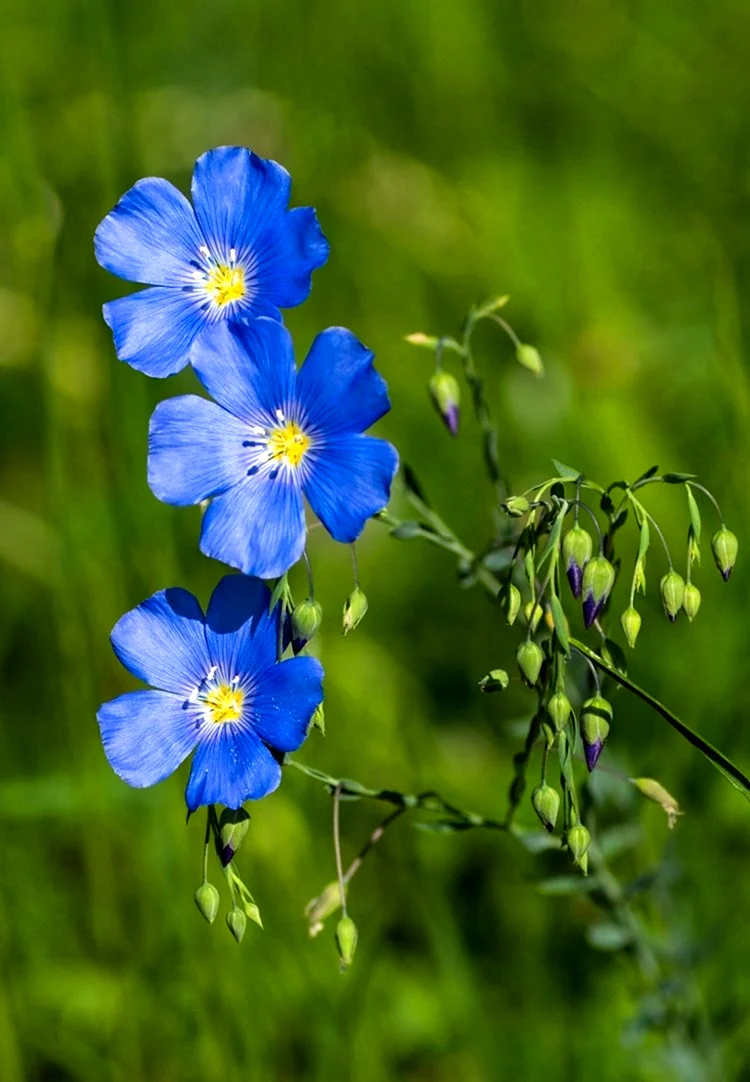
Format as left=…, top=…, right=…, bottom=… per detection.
left=3, top=1, right=750, bottom=1079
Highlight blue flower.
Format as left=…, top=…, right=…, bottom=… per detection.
left=94, top=146, right=329, bottom=378
left=97, top=575, right=323, bottom=811
left=148, top=318, right=399, bottom=578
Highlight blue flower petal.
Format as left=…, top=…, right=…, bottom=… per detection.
left=189, top=319, right=297, bottom=427
left=305, top=434, right=399, bottom=543
left=250, top=206, right=330, bottom=310
left=204, top=574, right=278, bottom=681
left=250, top=656, right=324, bottom=752
left=148, top=395, right=249, bottom=506
left=103, top=287, right=206, bottom=378
left=185, top=724, right=282, bottom=810
left=97, top=689, right=202, bottom=788
left=94, top=177, right=204, bottom=286
left=111, top=587, right=210, bottom=694
left=200, top=470, right=306, bottom=579
left=297, top=327, right=391, bottom=435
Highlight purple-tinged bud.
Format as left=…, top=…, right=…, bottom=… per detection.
left=428, top=371, right=461, bottom=436
left=194, top=881, right=220, bottom=925
left=712, top=527, right=738, bottom=581
left=532, top=783, right=560, bottom=832
left=517, top=640, right=544, bottom=687
left=581, top=555, right=615, bottom=628
left=659, top=570, right=685, bottom=622
left=580, top=695, right=612, bottom=771
left=226, top=907, right=247, bottom=944
left=547, top=691, right=572, bottom=733
left=503, top=495, right=530, bottom=517
left=335, top=915, right=358, bottom=972
left=291, top=598, right=323, bottom=654
left=219, top=807, right=251, bottom=866
left=562, top=525, right=593, bottom=599
left=567, top=823, right=591, bottom=868
left=504, top=583, right=521, bottom=626
left=620, top=606, right=641, bottom=649
left=683, top=583, right=701, bottom=622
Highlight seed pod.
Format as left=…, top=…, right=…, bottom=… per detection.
left=580, top=695, right=612, bottom=771
left=562, top=525, right=593, bottom=599
left=335, top=915, right=358, bottom=972
left=567, top=823, right=591, bottom=866
left=532, top=783, right=560, bottom=832
left=194, top=881, right=220, bottom=925
left=524, top=600, right=544, bottom=632
left=218, top=807, right=251, bottom=866
left=291, top=598, right=323, bottom=654
left=226, top=907, right=247, bottom=944
left=620, top=606, right=641, bottom=649
left=517, top=640, right=544, bottom=687
left=547, top=691, right=572, bottom=733
left=503, top=495, right=530, bottom=517
left=428, top=370, right=461, bottom=436
left=479, top=669, right=510, bottom=693
left=343, top=587, right=368, bottom=635
left=712, top=526, right=738, bottom=580
left=683, top=583, right=701, bottom=622
left=504, top=583, right=521, bottom=626
left=581, top=556, right=616, bottom=628
left=516, top=343, right=544, bottom=377
left=660, top=570, right=685, bottom=622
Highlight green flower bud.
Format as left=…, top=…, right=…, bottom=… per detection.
left=343, top=587, right=368, bottom=635
left=516, top=343, right=544, bottom=377
left=310, top=702, right=326, bottom=735
left=428, top=370, right=460, bottom=436
left=305, top=881, right=345, bottom=937
left=660, top=570, right=685, bottom=622
left=581, top=556, right=616, bottom=628
left=683, top=582, right=701, bottom=622
left=524, top=600, right=544, bottom=632
left=517, top=640, right=544, bottom=687
left=562, top=525, right=593, bottom=599
left=503, top=495, right=530, bottom=517
left=335, top=915, right=358, bottom=972
left=218, top=807, right=251, bottom=866
left=580, top=695, right=612, bottom=771
left=194, top=881, right=220, bottom=925
left=547, top=691, right=572, bottom=733
left=620, top=606, right=641, bottom=649
left=712, top=526, right=738, bottom=581
left=630, top=777, right=683, bottom=829
left=479, top=669, right=510, bottom=693
left=567, top=823, right=591, bottom=866
left=291, top=598, right=323, bottom=654
left=532, top=783, right=560, bottom=832
left=226, top=907, right=247, bottom=944
left=504, top=583, right=521, bottom=626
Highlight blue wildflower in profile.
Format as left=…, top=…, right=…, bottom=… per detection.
left=94, top=146, right=329, bottom=378
left=148, top=318, right=399, bottom=578
left=97, top=575, right=323, bottom=811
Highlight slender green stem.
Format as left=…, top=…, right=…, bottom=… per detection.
left=332, top=784, right=348, bottom=917
left=488, top=312, right=522, bottom=349
left=687, top=481, right=724, bottom=523
left=303, top=550, right=315, bottom=599
left=350, top=543, right=360, bottom=589
left=202, top=808, right=212, bottom=883
left=342, top=807, right=406, bottom=887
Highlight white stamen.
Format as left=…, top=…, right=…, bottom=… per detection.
left=188, top=687, right=199, bottom=703
left=206, top=665, right=218, bottom=681
left=229, top=247, right=236, bottom=264
left=199, top=244, right=211, bottom=260
left=275, top=409, right=285, bottom=423
left=248, top=424, right=267, bottom=437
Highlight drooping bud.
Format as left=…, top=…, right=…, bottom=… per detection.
left=218, top=807, right=251, bottom=867
left=620, top=606, right=641, bottom=649
left=194, top=881, right=220, bottom=925
left=504, top=583, right=521, bottom=626
left=532, top=783, right=560, bottom=832
left=712, top=526, right=738, bottom=581
left=682, top=583, right=701, bottom=622
left=343, top=587, right=368, bottom=635
left=305, top=881, right=344, bottom=937
left=567, top=823, right=591, bottom=867
left=479, top=669, right=510, bottom=693
left=562, top=525, right=593, bottom=599
left=581, top=555, right=615, bottom=628
left=630, top=777, right=683, bottom=829
left=517, top=640, right=544, bottom=687
left=516, top=343, right=544, bottom=377
left=660, top=570, right=685, bottom=622
left=524, top=601, right=544, bottom=633
left=503, top=495, right=530, bottom=517
left=291, top=598, right=322, bottom=654
left=335, top=915, right=358, bottom=972
left=428, top=370, right=461, bottom=436
left=226, top=907, right=247, bottom=944
left=547, top=691, right=571, bottom=733
left=580, top=695, right=612, bottom=770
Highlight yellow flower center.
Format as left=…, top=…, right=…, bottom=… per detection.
left=267, top=421, right=311, bottom=468
left=204, top=684, right=245, bottom=724
left=205, top=263, right=246, bottom=307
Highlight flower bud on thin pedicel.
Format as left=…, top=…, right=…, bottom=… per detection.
left=516, top=344, right=544, bottom=377
left=428, top=371, right=461, bottom=436
left=567, top=823, right=591, bottom=867
left=630, top=777, right=683, bottom=829
left=580, top=695, right=612, bottom=770
left=660, top=570, right=685, bottom=622
left=343, top=587, right=368, bottom=635
left=219, top=807, right=251, bottom=866
left=547, top=691, right=572, bottom=733
left=195, top=881, right=220, bottom=925
left=532, top=783, right=560, bottom=832
left=562, top=525, right=593, bottom=599
left=305, top=881, right=344, bottom=937
left=291, top=598, right=323, bottom=654
left=517, top=641, right=544, bottom=687
left=503, top=495, right=530, bottom=517
left=336, top=915, right=358, bottom=972
left=505, top=584, right=521, bottom=626
left=621, top=606, right=641, bottom=649
left=227, top=907, right=247, bottom=944
left=524, top=601, right=544, bottom=633
left=712, top=527, right=738, bottom=580
left=683, top=583, right=701, bottom=622
left=479, top=669, right=510, bottom=692
left=581, top=556, right=615, bottom=628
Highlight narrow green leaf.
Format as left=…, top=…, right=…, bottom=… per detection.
left=634, top=465, right=659, bottom=484
left=269, top=573, right=289, bottom=613
left=638, top=517, right=650, bottom=561
left=686, top=486, right=702, bottom=543
left=390, top=521, right=423, bottom=540
left=473, top=294, right=510, bottom=319
left=552, top=459, right=582, bottom=481
left=662, top=472, right=697, bottom=484
left=549, top=595, right=570, bottom=655
left=536, top=875, right=601, bottom=896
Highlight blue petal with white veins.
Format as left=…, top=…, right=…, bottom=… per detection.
left=297, top=326, right=391, bottom=435
left=185, top=724, right=282, bottom=811
left=103, top=286, right=207, bottom=378
left=250, top=656, right=324, bottom=752
left=111, top=587, right=210, bottom=694
left=97, top=690, right=202, bottom=789
left=305, top=434, right=399, bottom=543
left=204, top=575, right=279, bottom=681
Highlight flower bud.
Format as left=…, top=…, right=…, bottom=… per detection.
left=562, top=525, right=593, bottom=599
left=343, top=587, right=368, bottom=635
left=517, top=640, right=544, bottom=687
left=712, top=526, right=738, bottom=580
left=660, top=570, right=685, bottom=622
left=335, top=915, right=358, bottom=972
left=428, top=370, right=461, bottom=436
left=516, top=343, right=544, bottom=377
left=291, top=598, right=322, bottom=654
left=479, top=669, right=510, bottom=693
left=226, top=907, right=247, bottom=944
left=194, top=881, right=220, bottom=925
left=581, top=555, right=615, bottom=629
left=547, top=691, right=571, bottom=733
left=683, top=582, right=701, bottom=622
left=630, top=777, right=682, bottom=829
left=524, top=600, right=544, bottom=632
left=620, top=606, right=641, bottom=649
left=567, top=823, right=591, bottom=866
left=503, top=495, right=530, bottom=517
left=532, top=783, right=560, bottom=832
left=218, top=807, right=251, bottom=866
left=305, top=881, right=344, bottom=937
left=504, top=583, right=521, bottom=626
left=580, top=695, right=612, bottom=771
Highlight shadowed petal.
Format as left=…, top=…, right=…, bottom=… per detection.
left=103, top=287, right=206, bottom=378
left=97, top=690, right=202, bottom=788
left=111, top=587, right=210, bottom=694
left=305, top=434, right=399, bottom=543
left=297, top=327, right=390, bottom=436
left=205, top=575, right=278, bottom=681
left=250, top=656, right=324, bottom=752
left=185, top=724, right=281, bottom=810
